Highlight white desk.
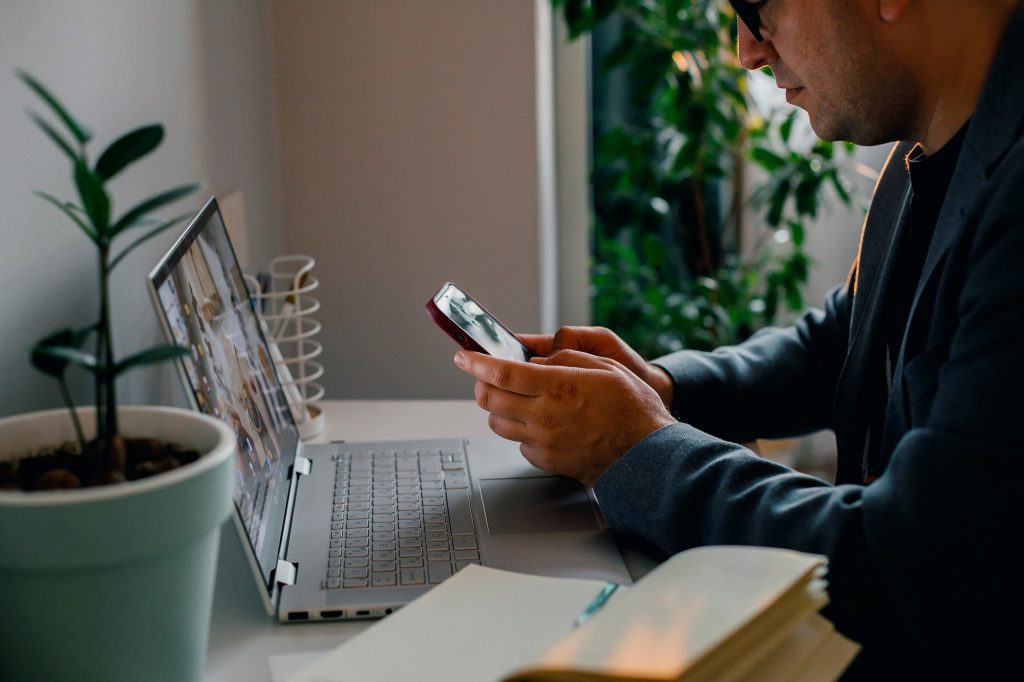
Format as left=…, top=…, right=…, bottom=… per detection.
left=204, top=400, right=652, bottom=682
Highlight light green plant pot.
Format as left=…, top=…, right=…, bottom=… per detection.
left=0, top=406, right=235, bottom=682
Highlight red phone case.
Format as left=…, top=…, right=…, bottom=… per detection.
left=425, top=282, right=533, bottom=360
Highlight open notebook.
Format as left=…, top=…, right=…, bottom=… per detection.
left=288, top=546, right=858, bottom=682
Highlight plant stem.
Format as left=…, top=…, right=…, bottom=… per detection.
left=58, top=378, right=87, bottom=455
left=97, top=243, right=118, bottom=467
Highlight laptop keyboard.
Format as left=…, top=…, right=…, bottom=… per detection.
left=324, top=446, right=481, bottom=590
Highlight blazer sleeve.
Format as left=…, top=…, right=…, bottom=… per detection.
left=652, top=280, right=853, bottom=441
left=594, top=151, right=1024, bottom=674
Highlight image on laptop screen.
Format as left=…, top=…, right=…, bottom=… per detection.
left=150, top=200, right=298, bottom=588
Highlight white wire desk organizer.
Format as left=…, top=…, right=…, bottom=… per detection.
left=245, top=255, right=325, bottom=441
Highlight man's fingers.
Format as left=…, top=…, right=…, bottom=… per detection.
left=516, top=333, right=554, bottom=357
left=455, top=351, right=547, bottom=396
left=474, top=379, right=534, bottom=422
left=541, top=348, right=616, bottom=371
left=487, top=413, right=529, bottom=443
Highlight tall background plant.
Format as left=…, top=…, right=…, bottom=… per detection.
left=553, top=0, right=860, bottom=358
left=20, top=71, right=198, bottom=478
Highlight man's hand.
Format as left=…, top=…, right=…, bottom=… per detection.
left=454, top=348, right=676, bottom=486
left=518, top=326, right=674, bottom=409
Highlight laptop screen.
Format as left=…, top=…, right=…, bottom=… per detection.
left=149, top=198, right=298, bottom=591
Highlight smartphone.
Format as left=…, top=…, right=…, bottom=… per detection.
left=425, top=282, right=533, bottom=362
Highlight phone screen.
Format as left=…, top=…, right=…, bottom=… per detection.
left=433, top=283, right=530, bottom=362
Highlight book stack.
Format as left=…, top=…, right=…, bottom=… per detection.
left=289, top=546, right=858, bottom=682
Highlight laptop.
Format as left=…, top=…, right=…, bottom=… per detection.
left=148, top=197, right=632, bottom=622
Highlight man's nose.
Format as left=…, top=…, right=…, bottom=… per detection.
left=737, top=20, right=778, bottom=71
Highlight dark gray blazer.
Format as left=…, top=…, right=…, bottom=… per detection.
left=594, top=5, right=1024, bottom=678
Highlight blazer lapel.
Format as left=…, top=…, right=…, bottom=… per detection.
left=833, top=142, right=914, bottom=484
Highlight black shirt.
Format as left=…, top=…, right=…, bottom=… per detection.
left=885, top=123, right=971, bottom=368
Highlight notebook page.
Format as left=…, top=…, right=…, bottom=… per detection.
left=287, top=565, right=616, bottom=682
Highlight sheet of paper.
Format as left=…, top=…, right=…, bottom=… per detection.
left=287, top=565, right=613, bottom=682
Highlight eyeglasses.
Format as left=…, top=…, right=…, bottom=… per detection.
left=728, top=0, right=768, bottom=42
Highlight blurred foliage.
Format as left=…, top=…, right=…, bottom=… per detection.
left=553, top=0, right=860, bottom=358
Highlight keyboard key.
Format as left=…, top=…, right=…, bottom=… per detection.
left=425, top=522, right=446, bottom=532
left=424, top=513, right=445, bottom=523
left=453, top=535, right=478, bottom=550
left=446, top=489, right=475, bottom=534
left=347, top=528, right=369, bottom=538
left=399, top=548, right=423, bottom=558
left=343, top=578, right=368, bottom=588
left=374, top=531, right=396, bottom=541
left=398, top=529, right=422, bottom=538
left=372, top=560, right=397, bottom=572
left=329, top=548, right=343, bottom=557
left=372, top=572, right=398, bottom=587
left=428, top=550, right=451, bottom=561
left=348, top=518, right=369, bottom=528
left=345, top=566, right=369, bottom=578
left=397, top=502, right=420, bottom=512
left=327, top=578, right=341, bottom=589
left=427, top=561, right=453, bottom=583
left=347, top=547, right=369, bottom=557
left=442, top=463, right=465, bottom=471
left=345, top=557, right=368, bottom=567
left=422, top=504, right=445, bottom=514
left=346, top=538, right=369, bottom=548
left=372, top=523, right=394, bottom=532
left=397, top=494, right=419, bottom=503
left=347, top=511, right=369, bottom=520
left=454, top=550, right=481, bottom=561
left=372, top=540, right=397, bottom=551
left=400, top=568, right=426, bottom=585
left=372, top=550, right=396, bottom=561
left=425, top=531, right=448, bottom=542
left=400, top=557, right=424, bottom=568
left=426, top=541, right=449, bottom=552
left=327, top=567, right=341, bottom=577
left=398, top=519, right=422, bottom=529
left=328, top=558, right=342, bottom=567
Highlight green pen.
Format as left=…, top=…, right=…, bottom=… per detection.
left=573, top=582, right=620, bottom=629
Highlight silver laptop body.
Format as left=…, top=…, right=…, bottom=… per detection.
left=148, top=197, right=631, bottom=623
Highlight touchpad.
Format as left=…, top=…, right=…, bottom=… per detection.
left=478, top=477, right=602, bottom=535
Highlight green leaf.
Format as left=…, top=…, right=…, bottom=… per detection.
left=95, top=125, right=164, bottom=181
left=109, top=213, right=191, bottom=269
left=28, top=112, right=79, bottom=162
left=30, top=326, right=94, bottom=378
left=17, top=70, right=92, bottom=144
left=109, top=184, right=199, bottom=236
left=34, top=191, right=99, bottom=243
left=779, top=111, right=797, bottom=144
left=32, top=344, right=99, bottom=373
left=73, top=160, right=110, bottom=237
left=751, top=147, right=785, bottom=172
left=114, top=344, right=189, bottom=376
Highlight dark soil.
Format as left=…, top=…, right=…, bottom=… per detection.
left=0, top=439, right=200, bottom=491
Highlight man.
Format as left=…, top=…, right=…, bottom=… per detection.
left=455, top=0, right=1024, bottom=677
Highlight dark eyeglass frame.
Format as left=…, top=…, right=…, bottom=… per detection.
left=728, top=0, right=766, bottom=42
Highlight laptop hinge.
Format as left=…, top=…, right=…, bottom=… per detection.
left=275, top=559, right=298, bottom=586
left=294, top=454, right=311, bottom=476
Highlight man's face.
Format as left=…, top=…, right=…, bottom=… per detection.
left=736, top=0, right=919, bottom=146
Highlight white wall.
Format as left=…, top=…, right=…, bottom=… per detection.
left=269, top=0, right=540, bottom=400
left=0, top=0, right=282, bottom=418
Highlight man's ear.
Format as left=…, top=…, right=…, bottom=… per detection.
left=878, top=0, right=912, bottom=23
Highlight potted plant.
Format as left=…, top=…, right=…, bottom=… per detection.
left=0, top=72, right=236, bottom=682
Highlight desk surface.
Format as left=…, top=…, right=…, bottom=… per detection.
left=205, top=400, right=651, bottom=682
